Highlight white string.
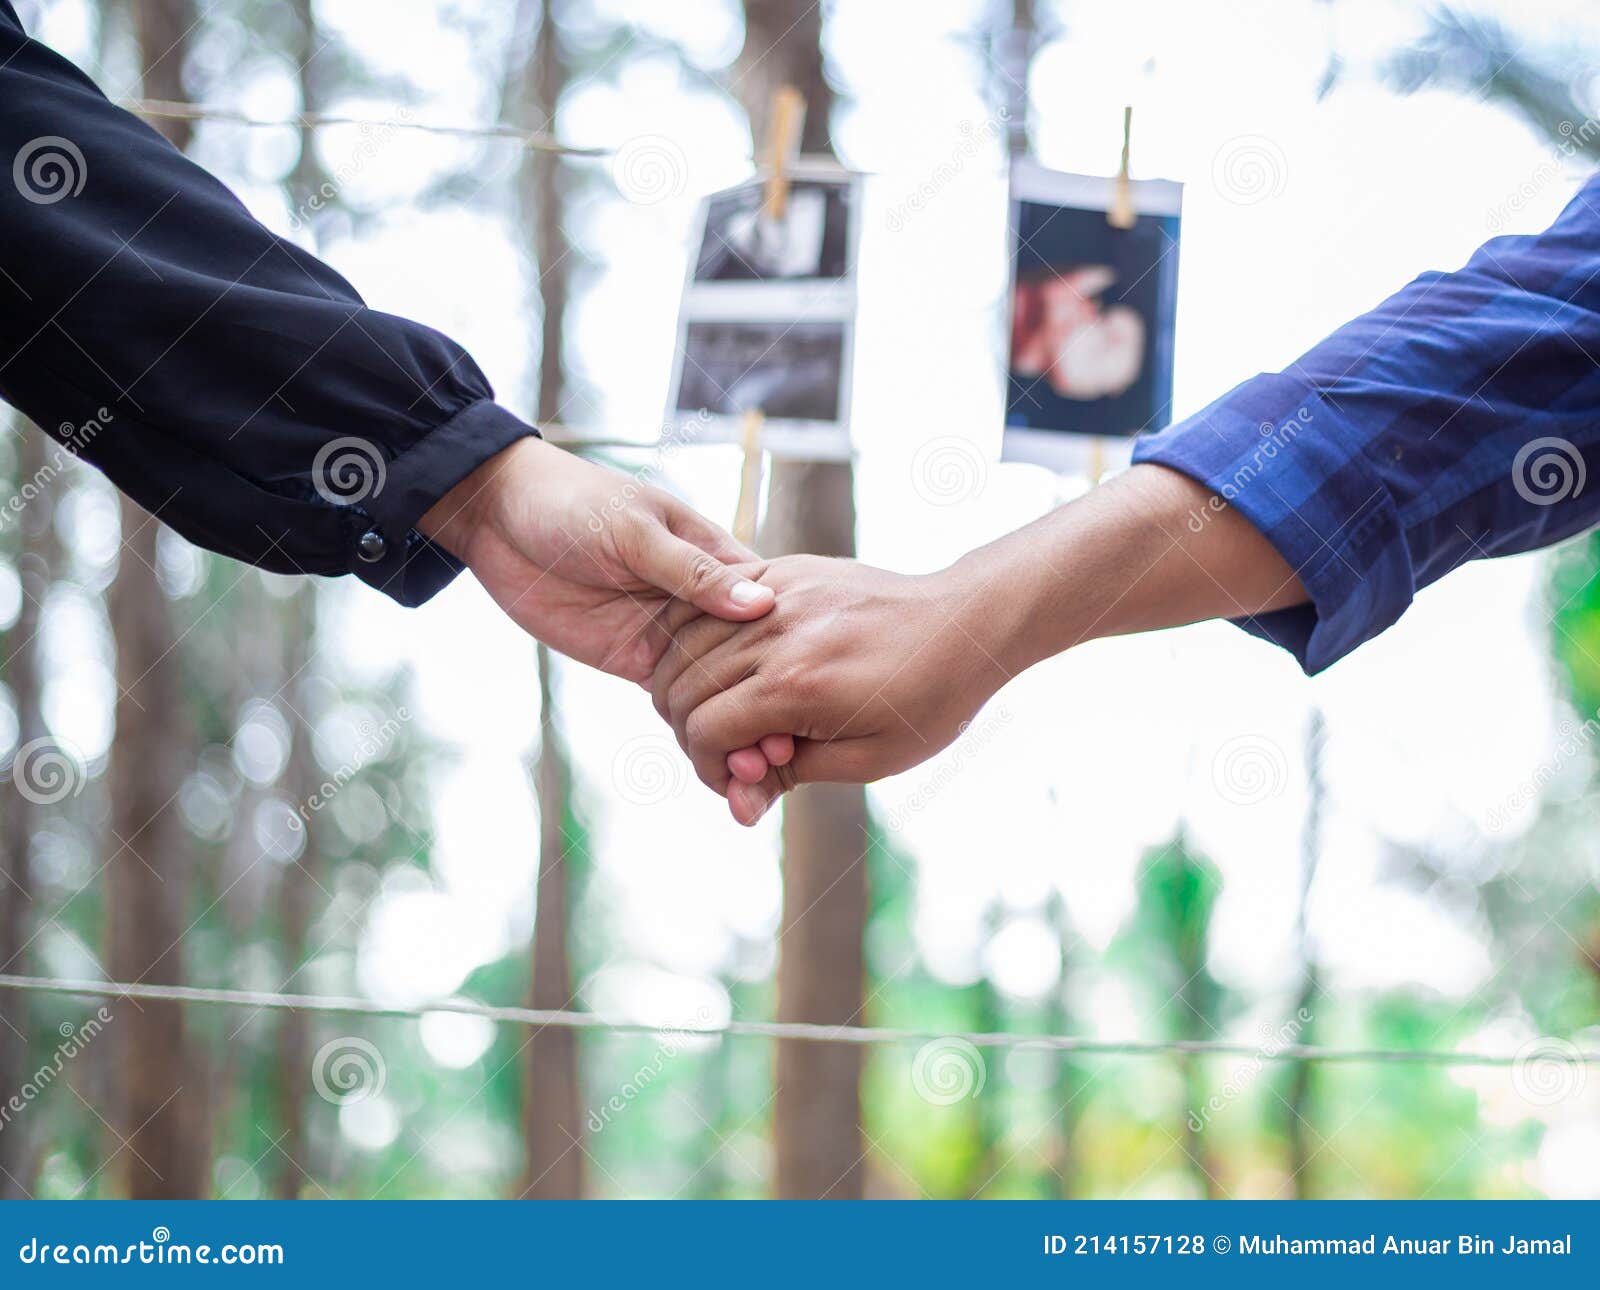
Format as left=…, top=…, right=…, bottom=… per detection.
left=119, top=99, right=608, bottom=157
left=2, top=974, right=1591, bottom=1068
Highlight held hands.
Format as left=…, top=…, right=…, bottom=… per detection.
left=651, top=554, right=1011, bottom=824
left=413, top=436, right=1018, bottom=825
left=423, top=446, right=1305, bottom=826
left=419, top=436, right=780, bottom=684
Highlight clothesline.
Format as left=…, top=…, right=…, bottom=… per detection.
left=2, top=974, right=1592, bottom=1068
left=119, top=98, right=609, bottom=156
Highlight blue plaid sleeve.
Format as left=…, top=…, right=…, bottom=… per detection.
left=1132, top=172, right=1600, bottom=673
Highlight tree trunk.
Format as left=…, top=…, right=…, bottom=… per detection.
left=105, top=498, right=205, bottom=1198
left=273, top=591, right=318, bottom=1198
left=997, top=0, right=1037, bottom=158
left=520, top=646, right=583, bottom=1198
left=101, top=0, right=207, bottom=1201
left=268, top=0, right=326, bottom=1201
left=0, top=419, right=51, bottom=1198
left=1284, top=710, right=1325, bottom=1197
left=737, top=0, right=869, bottom=1201
left=509, top=0, right=584, bottom=1200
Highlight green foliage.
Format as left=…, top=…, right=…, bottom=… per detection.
left=1550, top=533, right=1600, bottom=715
left=1112, top=834, right=1229, bottom=1041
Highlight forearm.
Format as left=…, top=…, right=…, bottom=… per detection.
left=0, top=9, right=532, bottom=604
left=951, top=463, right=1307, bottom=677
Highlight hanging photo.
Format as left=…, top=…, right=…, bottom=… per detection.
left=1003, top=160, right=1182, bottom=471
left=673, top=320, right=849, bottom=425
left=668, top=316, right=857, bottom=460
left=694, top=178, right=855, bottom=284
left=666, top=164, right=862, bottom=460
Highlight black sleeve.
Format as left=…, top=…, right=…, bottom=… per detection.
left=0, top=3, right=536, bottom=605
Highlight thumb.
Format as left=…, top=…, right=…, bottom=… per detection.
left=631, top=516, right=774, bottom=621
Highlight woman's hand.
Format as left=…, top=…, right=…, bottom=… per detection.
left=419, top=437, right=776, bottom=683
left=651, top=554, right=1012, bottom=824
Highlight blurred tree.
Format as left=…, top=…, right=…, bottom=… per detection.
left=1040, top=889, right=1089, bottom=1199
left=1382, top=9, right=1600, bottom=156
left=735, top=0, right=870, bottom=1203
left=503, top=0, right=585, bottom=1200
left=265, top=0, right=328, bottom=1200
left=1280, top=709, right=1326, bottom=1198
left=1112, top=834, right=1231, bottom=1198
left=100, top=0, right=209, bottom=1200
left=1383, top=3, right=1600, bottom=1180
left=985, top=0, right=1048, bottom=158
left=986, top=0, right=1089, bottom=1203
left=0, top=417, right=52, bottom=1197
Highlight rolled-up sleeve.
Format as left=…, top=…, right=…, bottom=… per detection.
left=0, top=5, right=535, bottom=606
left=1134, top=171, right=1600, bottom=673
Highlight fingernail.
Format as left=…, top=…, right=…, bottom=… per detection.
left=729, top=579, right=772, bottom=608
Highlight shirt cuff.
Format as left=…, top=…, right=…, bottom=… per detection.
left=1130, top=373, right=1415, bottom=674
left=348, top=399, right=539, bottom=607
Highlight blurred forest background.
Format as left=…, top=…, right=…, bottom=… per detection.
left=1, top=0, right=1599, bottom=1200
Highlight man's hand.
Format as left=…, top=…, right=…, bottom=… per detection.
left=653, top=463, right=1309, bottom=826
left=651, top=554, right=1010, bottom=824
left=418, top=436, right=777, bottom=683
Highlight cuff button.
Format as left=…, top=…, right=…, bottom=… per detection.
left=356, top=529, right=388, bottom=563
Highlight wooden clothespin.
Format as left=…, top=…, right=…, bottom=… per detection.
left=1086, top=436, right=1106, bottom=487
left=731, top=87, right=807, bottom=547
left=1108, top=105, right=1136, bottom=230
left=761, top=85, right=807, bottom=222
left=732, top=407, right=766, bottom=546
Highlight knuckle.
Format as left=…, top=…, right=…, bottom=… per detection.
left=684, top=551, right=724, bottom=594
left=684, top=708, right=715, bottom=752
left=665, top=676, right=695, bottom=725
left=608, top=507, right=647, bottom=556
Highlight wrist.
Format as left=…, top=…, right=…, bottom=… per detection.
left=939, top=470, right=1168, bottom=678
left=417, top=435, right=545, bottom=563
left=937, top=542, right=1056, bottom=688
